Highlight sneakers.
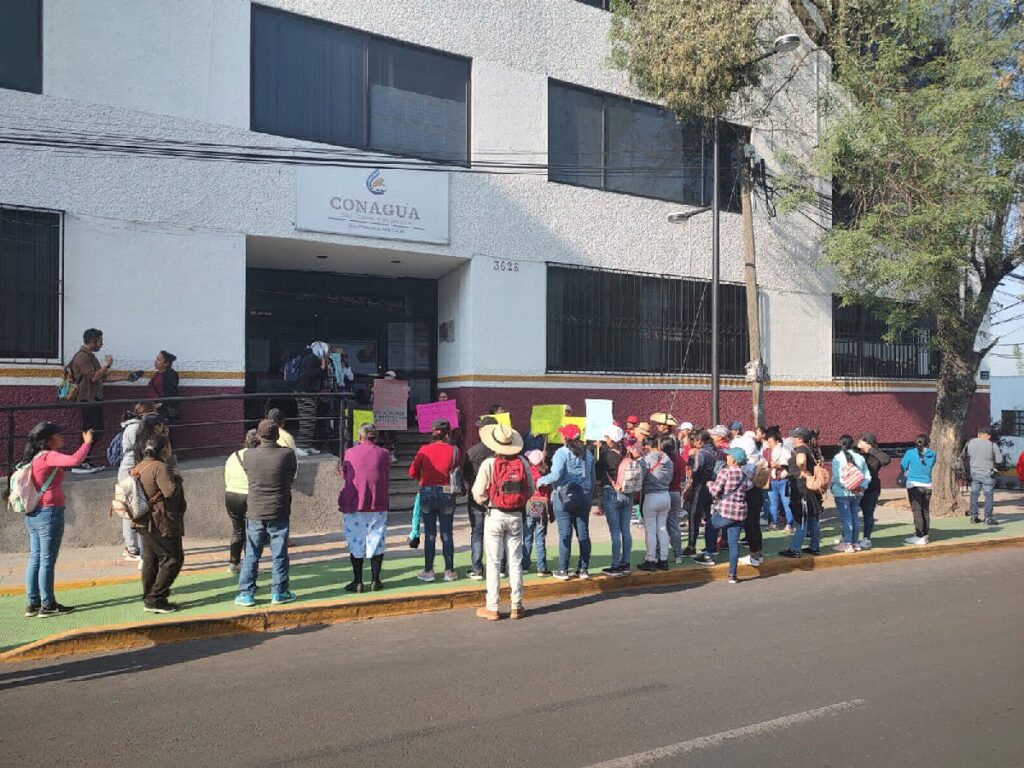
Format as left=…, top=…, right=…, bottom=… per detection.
left=903, top=535, right=928, bottom=546
left=227, top=563, right=240, bottom=574
left=656, top=560, right=669, bottom=571
left=271, top=590, right=297, bottom=605
left=143, top=602, right=178, bottom=614
left=305, top=447, right=321, bottom=456
left=71, top=461, right=102, bottom=475
left=617, top=563, right=631, bottom=576
left=576, top=569, right=591, bottom=580
left=370, top=580, right=384, bottom=591
left=681, top=546, right=696, bottom=557
left=24, top=604, right=40, bottom=618
left=693, top=554, right=716, bottom=566
left=510, top=605, right=527, bottom=620
left=833, top=543, right=855, bottom=553
left=728, top=575, right=739, bottom=584
left=552, top=570, right=571, bottom=581
left=416, top=571, right=436, bottom=582
left=802, top=547, right=821, bottom=555
left=38, top=603, right=74, bottom=617
left=985, top=517, right=1000, bottom=526
left=234, top=594, right=256, bottom=607
left=536, top=569, right=552, bottom=577
left=344, top=581, right=364, bottom=593
left=858, top=538, right=872, bottom=550
left=443, top=570, right=459, bottom=582
left=970, top=516, right=982, bottom=524
left=636, top=561, right=658, bottom=572
left=475, top=607, right=500, bottom=621
left=121, top=548, right=142, bottom=562
left=674, top=555, right=684, bottom=564
left=778, top=549, right=801, bottom=559
left=466, top=570, right=484, bottom=581
left=600, top=565, right=620, bottom=576
left=740, top=554, right=763, bottom=567
left=294, top=447, right=310, bottom=458
left=784, top=525, right=794, bottom=534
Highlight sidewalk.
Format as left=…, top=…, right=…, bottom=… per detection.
left=2, top=490, right=1021, bottom=658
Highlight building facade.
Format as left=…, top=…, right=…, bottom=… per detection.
left=0, top=0, right=989, bottom=453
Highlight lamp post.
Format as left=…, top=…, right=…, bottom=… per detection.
left=668, top=33, right=801, bottom=427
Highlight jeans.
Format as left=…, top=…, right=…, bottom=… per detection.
left=969, top=472, right=996, bottom=520
left=468, top=500, right=486, bottom=574
left=642, top=491, right=671, bottom=563
left=661, top=490, right=682, bottom=559
left=860, top=486, right=880, bottom=540
left=768, top=479, right=793, bottom=526
left=834, top=495, right=861, bottom=545
left=711, top=513, right=743, bottom=578
left=602, top=487, right=633, bottom=568
left=689, top=488, right=714, bottom=551
left=790, top=507, right=821, bottom=552
left=522, top=512, right=549, bottom=572
left=420, top=487, right=456, bottom=572
left=238, top=518, right=290, bottom=597
left=24, top=505, right=64, bottom=607
left=140, top=528, right=185, bottom=606
left=484, top=509, right=524, bottom=611
left=908, top=486, right=932, bottom=537
left=552, top=490, right=591, bottom=573
left=121, top=517, right=143, bottom=556
left=224, top=491, right=247, bottom=565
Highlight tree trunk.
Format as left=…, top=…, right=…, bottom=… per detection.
left=740, top=161, right=764, bottom=429
left=929, top=341, right=980, bottom=517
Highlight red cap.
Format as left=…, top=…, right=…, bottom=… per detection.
left=626, top=415, right=639, bottom=424
left=557, top=424, right=582, bottom=440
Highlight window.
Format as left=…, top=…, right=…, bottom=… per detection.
left=1000, top=410, right=1024, bottom=438
left=0, top=207, right=60, bottom=359
left=251, top=5, right=470, bottom=164
left=546, top=264, right=748, bottom=375
left=0, top=0, right=42, bottom=94
left=832, top=297, right=939, bottom=379
left=548, top=80, right=744, bottom=211
left=575, top=0, right=612, bottom=9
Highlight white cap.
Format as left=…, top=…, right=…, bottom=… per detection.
left=603, top=425, right=625, bottom=442
left=679, top=421, right=693, bottom=431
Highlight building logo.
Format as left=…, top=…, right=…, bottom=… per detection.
left=366, top=169, right=387, bottom=195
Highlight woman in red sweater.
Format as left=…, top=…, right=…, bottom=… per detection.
left=409, top=419, right=459, bottom=582
left=22, top=421, right=92, bottom=617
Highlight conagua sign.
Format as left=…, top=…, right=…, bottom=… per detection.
left=295, top=165, right=450, bottom=245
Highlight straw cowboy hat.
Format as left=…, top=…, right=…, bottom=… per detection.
left=649, top=412, right=678, bottom=428
left=634, top=421, right=653, bottom=439
left=480, top=423, right=525, bottom=456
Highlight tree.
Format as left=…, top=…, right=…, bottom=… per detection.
left=612, top=0, right=1024, bottom=515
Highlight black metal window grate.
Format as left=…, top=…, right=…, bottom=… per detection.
left=0, top=206, right=60, bottom=359
left=1001, top=410, right=1024, bottom=438
left=832, top=297, right=939, bottom=379
left=546, top=264, right=748, bottom=375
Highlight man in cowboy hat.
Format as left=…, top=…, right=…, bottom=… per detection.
left=650, top=413, right=679, bottom=436
left=471, top=423, right=535, bottom=621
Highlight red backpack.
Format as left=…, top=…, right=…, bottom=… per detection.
left=488, top=456, right=531, bottom=511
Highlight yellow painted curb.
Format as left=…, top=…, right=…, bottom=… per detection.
left=3, top=535, right=1022, bottom=664
left=0, top=564, right=233, bottom=597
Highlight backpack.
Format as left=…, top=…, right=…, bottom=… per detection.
left=282, top=353, right=304, bottom=384
left=488, top=456, right=531, bottom=510
left=805, top=461, right=831, bottom=494
left=838, top=454, right=866, bottom=493
left=57, top=353, right=82, bottom=401
left=110, top=468, right=161, bottom=522
left=107, top=430, right=126, bottom=468
left=615, top=455, right=644, bottom=495
left=8, top=457, right=58, bottom=514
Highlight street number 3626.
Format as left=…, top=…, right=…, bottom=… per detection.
left=493, top=259, right=520, bottom=272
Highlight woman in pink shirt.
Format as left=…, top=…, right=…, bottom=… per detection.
left=22, top=421, right=92, bottom=617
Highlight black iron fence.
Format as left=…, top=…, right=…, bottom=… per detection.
left=1, top=391, right=355, bottom=478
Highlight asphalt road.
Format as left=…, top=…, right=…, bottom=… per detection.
left=1, top=549, right=1022, bottom=768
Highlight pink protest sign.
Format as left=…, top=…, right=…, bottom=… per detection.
left=416, top=399, right=460, bottom=433
left=372, top=378, right=409, bottom=430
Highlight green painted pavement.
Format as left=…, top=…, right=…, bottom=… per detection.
left=2, top=515, right=1021, bottom=653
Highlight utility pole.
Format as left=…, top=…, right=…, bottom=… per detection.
left=740, top=157, right=765, bottom=429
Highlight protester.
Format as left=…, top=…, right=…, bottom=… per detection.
left=21, top=422, right=92, bottom=617
left=964, top=425, right=1002, bottom=525
left=294, top=341, right=327, bottom=454
left=235, top=419, right=298, bottom=607
left=472, top=423, right=534, bottom=620
left=778, top=428, right=822, bottom=558
left=268, top=407, right=300, bottom=456
left=763, top=427, right=793, bottom=531
left=684, top=429, right=717, bottom=557
left=698, top=447, right=752, bottom=583
left=523, top=449, right=552, bottom=575
left=831, top=435, right=871, bottom=552
left=665, top=436, right=685, bottom=563
left=116, top=402, right=157, bottom=562
left=728, top=421, right=743, bottom=441
left=537, top=423, right=595, bottom=580
left=740, top=450, right=769, bottom=568
left=133, top=433, right=187, bottom=613
left=409, top=419, right=460, bottom=582
left=901, top=434, right=937, bottom=545
left=68, top=328, right=140, bottom=472
left=650, top=413, right=678, bottom=437
left=856, top=432, right=890, bottom=548
left=462, top=416, right=497, bottom=580
left=596, top=425, right=631, bottom=576
left=637, top=435, right=674, bottom=572
left=147, top=350, right=180, bottom=421
left=623, top=415, right=640, bottom=450
left=223, top=429, right=260, bottom=574
left=339, top=423, right=391, bottom=592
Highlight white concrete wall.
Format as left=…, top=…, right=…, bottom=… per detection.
left=0, top=0, right=828, bottom=382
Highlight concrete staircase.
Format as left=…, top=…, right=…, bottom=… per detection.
left=386, top=430, right=433, bottom=513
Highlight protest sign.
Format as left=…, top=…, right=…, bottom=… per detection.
left=530, top=405, right=566, bottom=441
left=584, top=399, right=614, bottom=441
left=494, top=412, right=512, bottom=429
left=372, top=378, right=409, bottom=431
left=416, top=399, right=460, bottom=433
left=352, top=409, right=374, bottom=441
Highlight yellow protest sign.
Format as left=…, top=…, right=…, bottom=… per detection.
left=494, top=412, right=512, bottom=429
left=530, top=405, right=566, bottom=440
left=352, top=409, right=374, bottom=441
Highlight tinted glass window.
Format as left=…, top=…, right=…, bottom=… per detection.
left=0, top=207, right=59, bottom=358
left=548, top=85, right=604, bottom=189
left=0, top=0, right=42, bottom=94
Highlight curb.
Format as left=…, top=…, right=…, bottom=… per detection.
left=3, top=535, right=1022, bottom=664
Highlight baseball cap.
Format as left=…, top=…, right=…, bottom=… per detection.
left=679, top=421, right=693, bottom=431
left=626, top=415, right=639, bottom=425
left=557, top=424, right=582, bottom=441
left=728, top=447, right=748, bottom=464
left=603, top=425, right=624, bottom=443
left=28, top=421, right=63, bottom=442
left=729, top=421, right=743, bottom=431
left=789, top=427, right=813, bottom=441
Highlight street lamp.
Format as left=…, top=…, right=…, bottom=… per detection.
left=667, top=34, right=801, bottom=427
